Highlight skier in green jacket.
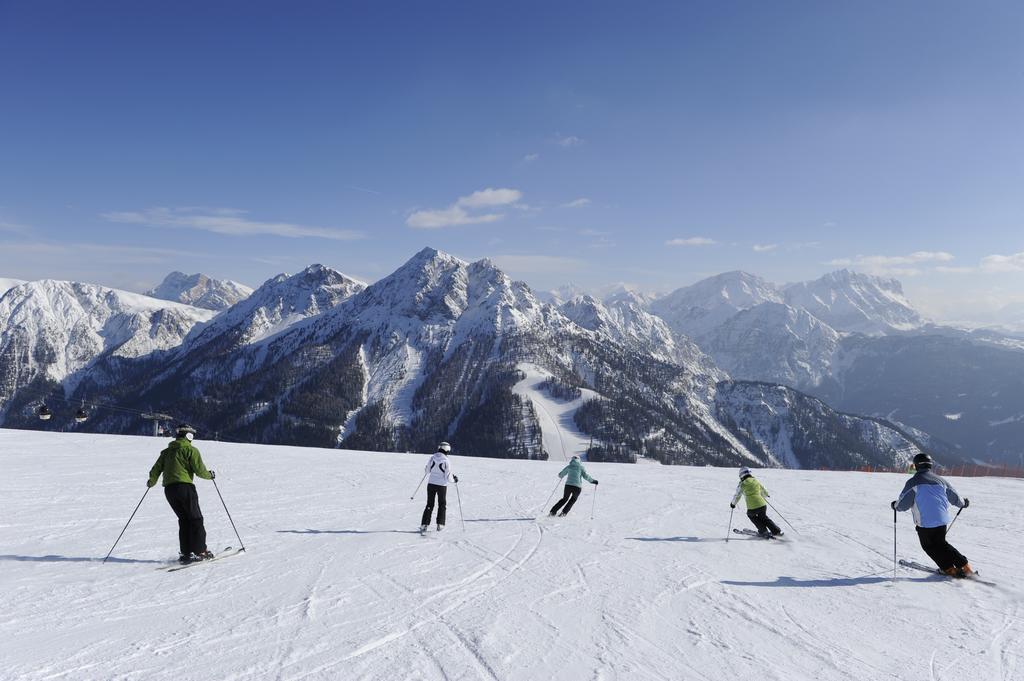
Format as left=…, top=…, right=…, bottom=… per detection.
left=549, top=455, right=598, bottom=517
left=147, top=424, right=216, bottom=563
left=731, top=467, right=783, bottom=537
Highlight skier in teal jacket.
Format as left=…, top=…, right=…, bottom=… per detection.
left=549, top=456, right=598, bottom=517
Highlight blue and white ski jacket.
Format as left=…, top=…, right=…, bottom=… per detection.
left=895, top=469, right=965, bottom=529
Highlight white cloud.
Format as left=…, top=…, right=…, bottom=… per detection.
left=523, top=153, right=540, bottom=163
left=981, top=252, right=1024, bottom=273
left=456, top=188, right=523, bottom=209
left=407, top=207, right=504, bottom=229
left=753, top=244, right=778, bottom=252
left=103, top=207, right=364, bottom=240
left=556, top=134, right=584, bottom=147
left=666, top=237, right=716, bottom=247
left=935, top=266, right=975, bottom=274
left=407, top=188, right=523, bottom=229
left=578, top=228, right=609, bottom=237
left=562, top=198, right=591, bottom=208
left=826, top=250, right=955, bottom=275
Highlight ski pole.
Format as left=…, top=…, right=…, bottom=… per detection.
left=104, top=487, right=151, bottom=563
left=213, top=477, right=246, bottom=551
left=770, top=497, right=798, bottom=532
left=726, top=505, right=735, bottom=542
left=537, top=479, right=561, bottom=518
left=410, top=473, right=427, bottom=500
left=590, top=484, right=598, bottom=520
left=892, top=505, right=897, bottom=583
left=946, top=505, right=965, bottom=535
left=454, top=482, right=466, bottom=531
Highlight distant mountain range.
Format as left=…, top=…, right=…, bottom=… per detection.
left=146, top=271, right=253, bottom=311
left=547, top=269, right=1024, bottom=466
left=3, top=250, right=1021, bottom=468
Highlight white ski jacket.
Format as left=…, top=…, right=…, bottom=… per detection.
left=425, top=452, right=454, bottom=486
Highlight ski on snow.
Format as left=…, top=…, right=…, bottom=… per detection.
left=732, top=528, right=785, bottom=540
left=163, top=546, right=244, bottom=572
left=898, top=559, right=994, bottom=586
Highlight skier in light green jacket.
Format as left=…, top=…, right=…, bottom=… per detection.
left=147, top=424, right=216, bottom=563
left=731, top=467, right=783, bottom=537
left=549, top=456, right=598, bottom=517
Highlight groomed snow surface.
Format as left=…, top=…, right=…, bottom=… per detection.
left=2, top=430, right=1022, bottom=681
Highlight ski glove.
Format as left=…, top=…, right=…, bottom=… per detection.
left=890, top=500, right=897, bottom=510
left=209, top=470, right=216, bottom=479
left=962, top=498, right=970, bottom=508
left=592, top=480, right=599, bottom=485
left=453, top=475, right=459, bottom=483
left=730, top=503, right=736, bottom=509
left=147, top=480, right=155, bottom=488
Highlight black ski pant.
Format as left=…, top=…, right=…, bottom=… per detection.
left=421, top=483, right=447, bottom=527
left=164, top=483, right=208, bottom=556
left=551, top=484, right=582, bottom=516
left=916, top=525, right=968, bottom=571
left=747, top=506, right=782, bottom=536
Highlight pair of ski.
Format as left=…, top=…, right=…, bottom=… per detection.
left=898, top=559, right=994, bottom=586
left=161, top=546, right=244, bottom=572
left=732, top=528, right=786, bottom=540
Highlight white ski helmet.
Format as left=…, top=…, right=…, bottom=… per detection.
left=438, top=442, right=451, bottom=453
left=738, top=467, right=751, bottom=479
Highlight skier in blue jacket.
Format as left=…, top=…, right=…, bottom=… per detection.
left=892, top=453, right=973, bottom=577
left=549, top=456, right=597, bottom=517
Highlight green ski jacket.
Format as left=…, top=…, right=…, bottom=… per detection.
left=148, top=438, right=212, bottom=487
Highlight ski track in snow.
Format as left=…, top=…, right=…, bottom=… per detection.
left=2, top=430, right=1023, bottom=681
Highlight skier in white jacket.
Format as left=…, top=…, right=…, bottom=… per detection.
left=420, top=442, right=458, bottom=532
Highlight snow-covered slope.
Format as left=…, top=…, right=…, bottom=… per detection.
left=0, top=281, right=214, bottom=414
left=3, top=429, right=1020, bottom=681
left=784, top=269, right=923, bottom=335
left=146, top=271, right=254, bottom=311
left=0, top=277, right=26, bottom=297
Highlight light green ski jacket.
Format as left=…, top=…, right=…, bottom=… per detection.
left=732, top=475, right=768, bottom=510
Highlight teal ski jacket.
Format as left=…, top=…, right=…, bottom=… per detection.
left=558, top=458, right=596, bottom=487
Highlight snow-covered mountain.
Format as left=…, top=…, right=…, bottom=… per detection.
left=783, top=269, right=923, bottom=335
left=649, top=271, right=784, bottom=339
left=56, top=248, right=928, bottom=471
left=146, top=271, right=253, bottom=311
left=696, top=302, right=841, bottom=389
left=0, top=277, right=26, bottom=297
left=558, top=293, right=723, bottom=376
left=535, top=282, right=588, bottom=306
left=715, top=381, right=921, bottom=469
left=0, top=280, right=214, bottom=419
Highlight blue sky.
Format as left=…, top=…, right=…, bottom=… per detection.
left=1, top=1, right=1022, bottom=320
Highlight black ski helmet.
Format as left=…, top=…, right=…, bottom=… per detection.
left=912, top=453, right=933, bottom=471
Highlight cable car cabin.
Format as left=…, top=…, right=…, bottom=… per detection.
left=74, top=408, right=88, bottom=423
left=37, top=405, right=52, bottom=421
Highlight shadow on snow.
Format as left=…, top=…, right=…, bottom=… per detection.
left=721, top=574, right=938, bottom=588
left=0, top=554, right=165, bottom=564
